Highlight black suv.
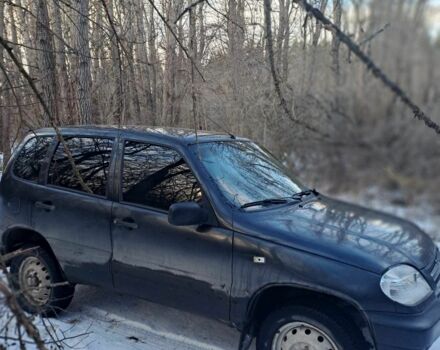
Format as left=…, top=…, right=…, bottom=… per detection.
left=1, top=126, right=440, bottom=350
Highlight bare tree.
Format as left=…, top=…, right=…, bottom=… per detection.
left=74, top=0, right=93, bottom=124
left=331, top=0, right=342, bottom=112
left=36, top=0, right=59, bottom=125
left=0, top=0, right=9, bottom=165
left=162, top=0, right=181, bottom=126
left=135, top=0, right=154, bottom=123
left=0, top=0, right=439, bottom=205
left=52, top=0, right=76, bottom=124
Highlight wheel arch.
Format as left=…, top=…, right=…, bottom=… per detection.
left=2, top=226, right=60, bottom=269
left=244, top=283, right=375, bottom=349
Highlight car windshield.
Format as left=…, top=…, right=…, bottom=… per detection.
left=191, top=141, right=304, bottom=208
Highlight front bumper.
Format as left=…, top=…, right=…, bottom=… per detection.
left=368, top=298, right=440, bottom=350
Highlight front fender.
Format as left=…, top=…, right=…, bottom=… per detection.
left=230, top=231, right=391, bottom=329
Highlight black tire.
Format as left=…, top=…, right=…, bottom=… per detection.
left=9, top=244, right=75, bottom=317
left=257, top=305, right=363, bottom=350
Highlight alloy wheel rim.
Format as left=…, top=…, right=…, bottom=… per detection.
left=272, top=321, right=339, bottom=350
left=19, top=256, right=51, bottom=306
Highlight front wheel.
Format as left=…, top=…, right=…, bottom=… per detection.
left=9, top=244, right=75, bottom=317
left=257, top=305, right=362, bottom=350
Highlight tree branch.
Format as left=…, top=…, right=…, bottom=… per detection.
left=293, top=0, right=440, bottom=135
left=0, top=34, right=93, bottom=193
left=175, top=0, right=206, bottom=23
left=359, top=23, right=390, bottom=46
left=264, top=0, right=328, bottom=136
left=147, top=0, right=205, bottom=82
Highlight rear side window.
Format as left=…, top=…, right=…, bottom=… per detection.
left=48, top=137, right=114, bottom=196
left=122, top=141, right=202, bottom=210
left=13, top=136, right=53, bottom=181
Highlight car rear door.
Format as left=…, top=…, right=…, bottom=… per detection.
left=31, top=134, right=116, bottom=288
left=111, top=138, right=233, bottom=321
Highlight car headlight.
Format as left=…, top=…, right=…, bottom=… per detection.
left=380, top=264, right=432, bottom=306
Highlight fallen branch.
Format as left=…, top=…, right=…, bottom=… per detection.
left=0, top=278, right=47, bottom=350
left=0, top=247, right=38, bottom=265
left=293, top=0, right=440, bottom=135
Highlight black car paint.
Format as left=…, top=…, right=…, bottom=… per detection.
left=1, top=126, right=440, bottom=350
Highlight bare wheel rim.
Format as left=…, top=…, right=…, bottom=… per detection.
left=272, top=321, right=340, bottom=350
left=18, top=256, right=51, bottom=306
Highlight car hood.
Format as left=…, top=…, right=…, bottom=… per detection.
left=234, top=196, right=437, bottom=273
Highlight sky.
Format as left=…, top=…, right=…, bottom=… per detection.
left=427, top=0, right=440, bottom=37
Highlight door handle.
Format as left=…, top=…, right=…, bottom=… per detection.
left=34, top=201, right=55, bottom=212
left=113, top=218, right=138, bottom=230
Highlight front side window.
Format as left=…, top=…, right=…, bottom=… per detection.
left=48, top=137, right=114, bottom=196
left=122, top=141, right=202, bottom=210
left=191, top=141, right=303, bottom=208
left=13, top=136, right=53, bottom=181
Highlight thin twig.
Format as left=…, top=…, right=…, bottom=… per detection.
left=175, top=0, right=206, bottom=23
left=359, top=23, right=390, bottom=46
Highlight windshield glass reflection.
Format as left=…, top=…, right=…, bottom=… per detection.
left=192, top=141, right=303, bottom=208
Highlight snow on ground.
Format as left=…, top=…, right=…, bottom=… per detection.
left=0, top=280, right=243, bottom=350
left=1, top=189, right=440, bottom=350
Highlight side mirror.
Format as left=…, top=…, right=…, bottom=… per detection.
left=168, top=202, right=208, bottom=226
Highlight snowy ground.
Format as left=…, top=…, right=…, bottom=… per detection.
left=1, top=190, right=440, bottom=350
left=0, top=282, right=243, bottom=350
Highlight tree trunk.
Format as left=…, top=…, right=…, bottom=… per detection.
left=136, top=1, right=154, bottom=123
left=189, top=4, right=199, bottom=129
left=108, top=0, right=124, bottom=124
left=305, top=0, right=328, bottom=94
left=36, top=0, right=59, bottom=125
left=6, top=3, right=21, bottom=140
left=52, top=0, right=75, bottom=124
left=277, top=0, right=290, bottom=82
left=74, top=0, right=93, bottom=124
left=331, top=0, right=343, bottom=111
left=125, top=0, right=141, bottom=122
left=162, top=0, right=179, bottom=126
left=0, top=0, right=10, bottom=165
left=227, top=0, right=245, bottom=133
left=148, top=3, right=158, bottom=123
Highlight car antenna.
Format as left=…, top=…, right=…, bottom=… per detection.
left=204, top=115, right=236, bottom=139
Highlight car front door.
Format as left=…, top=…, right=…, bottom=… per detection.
left=32, top=136, right=115, bottom=288
left=111, top=139, right=233, bottom=321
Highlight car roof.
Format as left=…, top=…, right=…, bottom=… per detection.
left=32, top=125, right=248, bottom=145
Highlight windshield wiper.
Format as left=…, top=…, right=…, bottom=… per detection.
left=292, top=189, right=319, bottom=201
left=240, top=198, right=288, bottom=209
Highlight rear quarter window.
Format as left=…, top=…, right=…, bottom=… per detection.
left=13, top=136, right=53, bottom=182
